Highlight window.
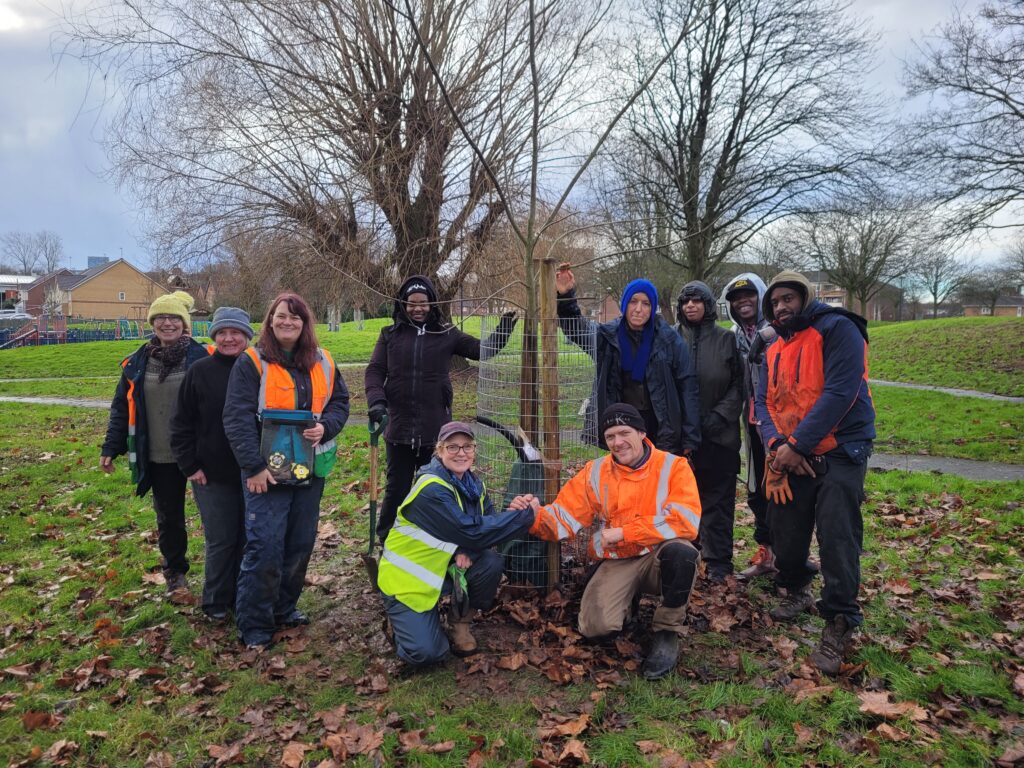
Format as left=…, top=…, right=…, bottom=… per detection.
left=118, top=292, right=126, bottom=301
left=981, top=306, right=992, bottom=315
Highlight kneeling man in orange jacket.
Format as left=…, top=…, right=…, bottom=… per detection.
left=511, top=403, right=702, bottom=680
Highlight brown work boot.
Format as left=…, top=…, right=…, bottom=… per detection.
left=738, top=544, right=778, bottom=579
left=809, top=616, right=855, bottom=676
left=448, top=620, right=478, bottom=656
left=769, top=584, right=814, bottom=622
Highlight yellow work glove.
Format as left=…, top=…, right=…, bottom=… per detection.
left=764, top=452, right=793, bottom=505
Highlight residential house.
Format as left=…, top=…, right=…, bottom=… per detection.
left=962, top=295, right=1024, bottom=318
left=0, top=274, right=37, bottom=310
left=802, top=270, right=902, bottom=321
left=26, top=259, right=168, bottom=320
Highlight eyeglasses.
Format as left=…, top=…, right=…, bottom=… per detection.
left=443, top=443, right=477, bottom=456
left=681, top=297, right=703, bottom=305
left=152, top=315, right=183, bottom=323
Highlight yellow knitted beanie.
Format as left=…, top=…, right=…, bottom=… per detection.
left=147, top=290, right=195, bottom=332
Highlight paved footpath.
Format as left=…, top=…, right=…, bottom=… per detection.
left=870, top=379, right=1024, bottom=403
left=2, top=395, right=1021, bottom=483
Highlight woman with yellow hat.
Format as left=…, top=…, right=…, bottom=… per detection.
left=100, top=290, right=211, bottom=593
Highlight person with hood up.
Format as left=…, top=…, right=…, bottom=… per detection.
left=555, top=267, right=700, bottom=456
left=721, top=273, right=778, bottom=579
left=755, top=270, right=875, bottom=676
left=101, top=290, right=211, bottom=594
left=365, top=275, right=517, bottom=544
left=676, top=281, right=744, bottom=583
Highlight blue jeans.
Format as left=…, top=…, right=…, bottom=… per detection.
left=191, top=480, right=246, bottom=617
left=383, top=549, right=503, bottom=666
left=236, top=476, right=325, bottom=645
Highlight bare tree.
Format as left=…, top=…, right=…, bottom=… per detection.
left=1, top=232, right=41, bottom=275
left=959, top=264, right=1018, bottom=314
left=599, top=0, right=880, bottom=282
left=60, top=0, right=548, bottom=303
left=36, top=232, right=64, bottom=273
left=913, top=247, right=971, bottom=319
left=798, top=190, right=922, bottom=316
left=1003, top=237, right=1024, bottom=286
left=904, top=1, right=1024, bottom=233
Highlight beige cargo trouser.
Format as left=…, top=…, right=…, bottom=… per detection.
left=577, top=539, right=699, bottom=638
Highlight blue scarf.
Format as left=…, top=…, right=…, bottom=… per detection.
left=437, top=461, right=483, bottom=508
left=617, top=279, right=658, bottom=382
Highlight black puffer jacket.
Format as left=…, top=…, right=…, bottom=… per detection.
left=557, top=288, right=701, bottom=453
left=364, top=275, right=515, bottom=448
left=676, top=281, right=743, bottom=455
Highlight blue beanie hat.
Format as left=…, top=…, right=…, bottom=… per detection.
left=209, top=306, right=253, bottom=340
left=620, top=279, right=658, bottom=319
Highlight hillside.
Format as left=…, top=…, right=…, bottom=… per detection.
left=869, top=317, right=1024, bottom=397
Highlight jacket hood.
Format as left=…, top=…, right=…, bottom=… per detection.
left=722, top=272, right=767, bottom=327
left=762, top=270, right=814, bottom=322
left=778, top=299, right=870, bottom=343
left=676, top=280, right=717, bottom=327
left=393, top=274, right=442, bottom=327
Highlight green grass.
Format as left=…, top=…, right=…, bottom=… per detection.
left=872, top=384, right=1023, bottom=464
left=870, top=317, right=1024, bottom=396
left=1, top=402, right=1023, bottom=766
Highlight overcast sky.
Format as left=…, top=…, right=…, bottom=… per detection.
left=0, top=0, right=1001, bottom=271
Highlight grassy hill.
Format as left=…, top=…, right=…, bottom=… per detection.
left=869, top=317, right=1023, bottom=397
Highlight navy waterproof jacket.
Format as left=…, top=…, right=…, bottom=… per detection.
left=399, top=457, right=535, bottom=559
left=557, top=288, right=701, bottom=454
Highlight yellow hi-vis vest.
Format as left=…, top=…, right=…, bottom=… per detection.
left=243, top=346, right=338, bottom=477
left=377, top=473, right=484, bottom=611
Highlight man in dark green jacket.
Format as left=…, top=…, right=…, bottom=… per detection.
left=676, top=281, right=743, bottom=582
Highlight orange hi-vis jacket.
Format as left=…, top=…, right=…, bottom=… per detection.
left=242, top=346, right=339, bottom=476
left=529, top=441, right=701, bottom=560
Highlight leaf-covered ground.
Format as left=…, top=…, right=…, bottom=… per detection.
left=1, top=403, right=1023, bottom=767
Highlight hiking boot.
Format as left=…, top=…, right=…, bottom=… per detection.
left=739, top=545, right=778, bottom=579
left=769, top=584, right=814, bottom=622
left=275, top=610, right=310, bottom=628
left=164, top=572, right=188, bottom=594
left=809, top=615, right=855, bottom=676
left=448, top=620, right=478, bottom=656
left=642, top=630, right=679, bottom=680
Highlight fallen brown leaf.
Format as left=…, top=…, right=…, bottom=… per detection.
left=281, top=741, right=312, bottom=768
left=857, top=691, right=928, bottom=721
left=21, top=710, right=62, bottom=731
left=558, top=739, right=590, bottom=765
left=874, top=723, right=910, bottom=742
left=143, top=752, right=173, bottom=768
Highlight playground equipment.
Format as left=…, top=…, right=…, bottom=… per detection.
left=0, top=315, right=68, bottom=349
left=116, top=319, right=145, bottom=340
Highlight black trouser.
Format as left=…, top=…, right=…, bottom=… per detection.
left=769, top=454, right=866, bottom=626
left=378, top=441, right=434, bottom=541
left=149, top=462, right=189, bottom=576
left=746, top=422, right=771, bottom=546
left=693, top=444, right=740, bottom=578
left=191, top=480, right=246, bottom=615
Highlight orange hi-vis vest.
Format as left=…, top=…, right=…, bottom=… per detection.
left=529, top=441, right=701, bottom=560
left=242, top=346, right=338, bottom=477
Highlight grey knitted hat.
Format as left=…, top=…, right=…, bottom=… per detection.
left=209, top=306, right=253, bottom=340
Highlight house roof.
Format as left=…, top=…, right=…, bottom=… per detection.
left=0, top=274, right=38, bottom=288
left=29, top=260, right=168, bottom=295
left=962, top=295, right=1024, bottom=307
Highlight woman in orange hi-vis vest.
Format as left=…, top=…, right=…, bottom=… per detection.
left=223, top=293, right=350, bottom=650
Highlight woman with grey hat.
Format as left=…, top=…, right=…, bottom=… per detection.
left=170, top=307, right=253, bottom=620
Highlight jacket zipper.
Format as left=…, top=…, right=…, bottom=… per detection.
left=795, top=348, right=803, bottom=385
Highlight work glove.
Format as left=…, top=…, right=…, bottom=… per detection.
left=764, top=451, right=793, bottom=505
left=496, top=310, right=518, bottom=337
left=368, top=402, right=387, bottom=431
left=447, top=563, right=471, bottom=621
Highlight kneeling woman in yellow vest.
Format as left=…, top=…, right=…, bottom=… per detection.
left=378, top=421, right=536, bottom=665
left=223, top=293, right=350, bottom=649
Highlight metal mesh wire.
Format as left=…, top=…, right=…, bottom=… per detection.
left=475, top=309, right=604, bottom=592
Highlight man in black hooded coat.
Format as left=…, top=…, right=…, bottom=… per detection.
left=364, top=275, right=517, bottom=543
left=676, top=281, right=744, bottom=582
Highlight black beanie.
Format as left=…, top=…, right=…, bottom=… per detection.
left=600, top=403, right=646, bottom=435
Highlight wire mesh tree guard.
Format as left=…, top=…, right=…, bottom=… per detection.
left=475, top=305, right=603, bottom=593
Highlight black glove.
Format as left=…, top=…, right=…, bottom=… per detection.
left=496, top=310, right=518, bottom=337
left=368, top=402, right=387, bottom=427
